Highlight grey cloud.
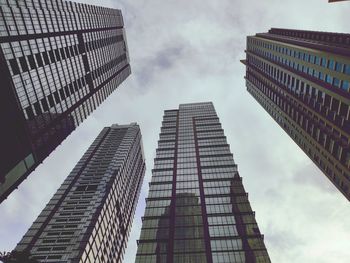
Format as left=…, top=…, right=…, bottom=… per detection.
left=134, top=42, right=187, bottom=86
left=292, top=162, right=337, bottom=194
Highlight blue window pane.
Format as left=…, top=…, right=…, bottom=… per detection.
left=342, top=80, right=349, bottom=91
left=319, top=72, right=324, bottom=80
left=328, top=60, right=335, bottom=70
left=326, top=75, right=333, bottom=84
left=315, top=56, right=320, bottom=65
left=344, top=65, right=350, bottom=75
left=321, top=58, right=327, bottom=67
left=335, top=62, right=343, bottom=72
left=310, top=55, right=315, bottom=63
left=333, top=78, right=340, bottom=87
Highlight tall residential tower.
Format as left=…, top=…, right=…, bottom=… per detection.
left=0, top=0, right=130, bottom=201
left=242, top=28, right=350, bottom=200
left=136, top=102, right=270, bottom=263
left=16, top=123, right=145, bottom=263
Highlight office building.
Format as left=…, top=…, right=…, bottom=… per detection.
left=0, top=0, right=130, bottom=201
left=135, top=102, right=270, bottom=263
left=15, top=123, right=145, bottom=263
left=242, top=28, right=350, bottom=200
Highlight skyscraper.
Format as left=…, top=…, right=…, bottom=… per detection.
left=135, top=102, right=270, bottom=263
left=15, top=123, right=145, bottom=263
left=242, top=28, right=350, bottom=200
left=0, top=0, right=130, bottom=202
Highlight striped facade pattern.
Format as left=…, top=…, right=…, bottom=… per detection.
left=243, top=28, right=350, bottom=200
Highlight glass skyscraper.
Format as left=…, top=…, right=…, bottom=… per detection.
left=15, top=123, right=145, bottom=263
left=0, top=0, right=130, bottom=202
left=242, top=28, right=350, bottom=200
left=135, top=102, right=270, bottom=263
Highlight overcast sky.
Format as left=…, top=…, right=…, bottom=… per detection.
left=1, top=0, right=350, bottom=262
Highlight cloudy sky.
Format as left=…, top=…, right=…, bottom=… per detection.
left=1, top=0, right=350, bottom=262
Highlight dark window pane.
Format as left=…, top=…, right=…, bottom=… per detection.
left=41, top=98, right=49, bottom=111
left=33, top=102, right=42, bottom=115
left=54, top=91, right=60, bottom=103
left=25, top=106, right=34, bottom=119
left=35, top=53, right=43, bottom=67
left=49, top=50, right=55, bottom=62
left=60, top=48, right=66, bottom=60
left=77, top=80, right=82, bottom=89
left=69, top=46, right=75, bottom=56
left=75, top=185, right=86, bottom=191
left=43, top=52, right=50, bottom=65
left=69, top=83, right=74, bottom=94
left=9, top=59, right=20, bottom=75
left=78, top=43, right=85, bottom=54
left=19, top=57, right=29, bottom=72
left=65, top=47, right=71, bottom=58
left=59, top=89, right=65, bottom=100
left=48, top=94, right=55, bottom=107
left=28, top=55, right=36, bottom=70
left=55, top=49, right=61, bottom=61
left=73, top=81, right=79, bottom=91
left=86, top=185, right=98, bottom=191
left=74, top=45, right=79, bottom=55
left=64, top=86, right=70, bottom=96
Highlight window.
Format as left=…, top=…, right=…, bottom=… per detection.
left=43, top=52, right=50, bottom=65
left=342, top=80, right=349, bottom=91
left=328, top=59, right=335, bottom=70
left=55, top=49, right=61, bottom=61
left=28, top=55, right=36, bottom=69
left=64, top=86, right=70, bottom=97
left=49, top=50, right=56, bottom=62
left=19, top=57, right=28, bottom=72
left=25, top=106, right=34, bottom=119
left=335, top=62, right=343, bottom=72
left=9, top=59, right=20, bottom=75
left=59, top=88, right=65, bottom=100
left=33, top=102, right=42, bottom=115
left=325, top=75, right=333, bottom=84
left=65, top=46, right=71, bottom=58
left=35, top=53, right=43, bottom=67
left=319, top=71, right=324, bottom=80
left=60, top=48, right=66, bottom=59
left=53, top=91, right=60, bottom=103
left=48, top=94, right=55, bottom=107
left=41, top=98, right=49, bottom=111
left=315, top=56, right=320, bottom=65
left=344, top=64, right=350, bottom=75
left=333, top=78, right=340, bottom=87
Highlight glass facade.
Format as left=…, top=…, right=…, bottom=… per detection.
left=243, top=28, right=350, bottom=200
left=15, top=123, right=145, bottom=263
left=136, top=102, right=270, bottom=263
left=0, top=0, right=131, bottom=202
